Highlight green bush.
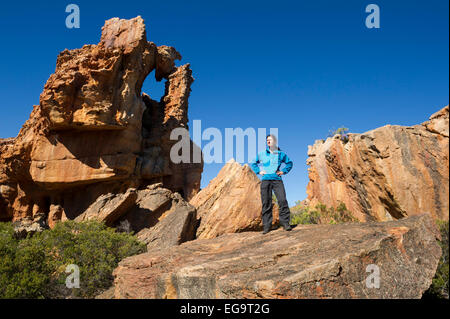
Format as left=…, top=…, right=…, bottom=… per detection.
left=290, top=206, right=321, bottom=225
left=0, top=220, right=146, bottom=299
left=290, top=202, right=358, bottom=225
left=423, top=220, right=449, bottom=299
left=327, top=126, right=350, bottom=143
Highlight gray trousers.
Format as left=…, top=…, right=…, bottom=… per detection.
left=260, top=179, right=291, bottom=229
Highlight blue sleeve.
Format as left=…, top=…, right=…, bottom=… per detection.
left=250, top=153, right=261, bottom=175
left=281, top=152, right=293, bottom=175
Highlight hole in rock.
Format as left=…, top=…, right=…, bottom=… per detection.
left=141, top=70, right=167, bottom=102
left=141, top=70, right=167, bottom=139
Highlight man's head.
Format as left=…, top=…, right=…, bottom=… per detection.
left=266, top=134, right=278, bottom=148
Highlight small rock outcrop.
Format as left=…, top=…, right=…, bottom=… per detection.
left=0, top=16, right=202, bottom=227
left=306, top=106, right=449, bottom=222
left=12, top=218, right=46, bottom=239
left=190, top=159, right=279, bottom=239
left=111, top=213, right=441, bottom=299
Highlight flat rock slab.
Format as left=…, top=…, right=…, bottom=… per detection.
left=112, top=213, right=441, bottom=299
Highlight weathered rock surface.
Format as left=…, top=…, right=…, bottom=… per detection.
left=12, top=218, right=46, bottom=239
left=0, top=16, right=202, bottom=226
left=111, top=213, right=441, bottom=299
left=75, top=188, right=137, bottom=226
left=134, top=189, right=197, bottom=250
left=306, top=106, right=449, bottom=222
left=115, top=184, right=175, bottom=232
left=190, top=159, right=279, bottom=239
left=68, top=182, right=197, bottom=249
left=0, top=138, right=16, bottom=221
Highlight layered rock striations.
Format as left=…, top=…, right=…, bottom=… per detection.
left=0, top=16, right=202, bottom=226
left=111, top=213, right=441, bottom=299
left=306, top=106, right=449, bottom=222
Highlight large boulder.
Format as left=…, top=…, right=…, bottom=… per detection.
left=306, top=105, right=449, bottom=222
left=0, top=16, right=202, bottom=226
left=190, top=159, right=279, bottom=239
left=74, top=188, right=137, bottom=226
left=117, top=184, right=177, bottom=232
left=104, top=184, right=198, bottom=250
left=71, top=182, right=198, bottom=250
left=134, top=191, right=197, bottom=250
left=111, top=213, right=441, bottom=299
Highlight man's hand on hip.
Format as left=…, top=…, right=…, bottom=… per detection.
left=276, top=171, right=284, bottom=176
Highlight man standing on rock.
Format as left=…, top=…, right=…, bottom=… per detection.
left=251, top=134, right=293, bottom=234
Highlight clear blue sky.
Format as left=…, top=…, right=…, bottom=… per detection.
left=0, top=0, right=448, bottom=205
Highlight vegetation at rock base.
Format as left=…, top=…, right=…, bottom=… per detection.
left=290, top=202, right=358, bottom=225
left=0, top=220, right=146, bottom=299
left=423, top=220, right=449, bottom=299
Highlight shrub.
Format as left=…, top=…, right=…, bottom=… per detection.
left=290, top=207, right=321, bottom=225
left=423, top=220, right=449, bottom=299
left=0, top=220, right=146, bottom=299
left=290, top=202, right=358, bottom=225
left=272, top=193, right=278, bottom=204
left=328, top=126, right=350, bottom=143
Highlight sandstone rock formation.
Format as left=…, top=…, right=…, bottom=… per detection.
left=74, top=182, right=197, bottom=250
left=111, top=213, right=441, bottom=299
left=306, top=106, right=449, bottom=222
left=0, top=138, right=16, bottom=221
left=134, top=188, right=197, bottom=250
left=190, top=159, right=279, bottom=239
left=75, top=188, right=137, bottom=226
left=0, top=16, right=202, bottom=227
left=12, top=218, right=46, bottom=239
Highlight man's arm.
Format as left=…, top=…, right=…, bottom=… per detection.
left=281, top=152, right=293, bottom=175
left=250, top=153, right=261, bottom=175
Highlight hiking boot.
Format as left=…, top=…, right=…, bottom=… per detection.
left=282, top=223, right=292, bottom=231
left=262, top=224, right=280, bottom=234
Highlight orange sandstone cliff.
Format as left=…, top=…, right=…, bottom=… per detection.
left=0, top=16, right=202, bottom=227
left=306, top=106, right=449, bottom=222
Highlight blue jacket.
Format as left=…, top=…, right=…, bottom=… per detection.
left=250, top=147, right=293, bottom=180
